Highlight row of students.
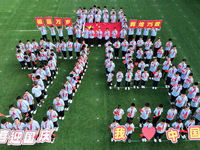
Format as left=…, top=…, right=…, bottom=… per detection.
left=110, top=102, right=200, bottom=142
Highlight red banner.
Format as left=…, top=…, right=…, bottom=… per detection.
left=129, top=20, right=137, bottom=28
left=54, top=17, right=63, bottom=26
left=63, top=18, right=72, bottom=26
left=153, top=20, right=162, bottom=28
left=145, top=20, right=155, bottom=28
left=44, top=17, right=53, bottom=26
left=137, top=20, right=146, bottom=28
left=84, top=22, right=121, bottom=38
left=35, top=17, right=44, bottom=26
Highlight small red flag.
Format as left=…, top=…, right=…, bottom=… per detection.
left=139, top=108, right=143, bottom=112
left=128, top=113, right=131, bottom=117
left=73, top=10, right=76, bottom=12
left=178, top=65, right=181, bottom=68
left=108, top=125, right=112, bottom=130
left=104, top=63, right=106, bottom=66
left=153, top=71, right=156, bottom=74
left=134, top=62, right=138, bottom=66
left=52, top=134, right=57, bottom=137
left=34, top=135, right=38, bottom=139
left=0, top=113, right=4, bottom=116
left=123, top=60, right=126, bottom=63
left=172, top=84, right=176, bottom=87
left=177, top=100, right=182, bottom=104
left=165, top=70, right=169, bottom=73
left=139, top=134, right=144, bottom=137
left=26, top=113, right=29, bottom=117
left=28, top=74, right=32, bottom=78
left=157, top=126, right=162, bottom=131
left=73, top=87, right=76, bottom=90
left=168, top=51, right=172, bottom=54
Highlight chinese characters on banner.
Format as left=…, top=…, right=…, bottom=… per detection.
left=54, top=17, right=63, bottom=26
left=35, top=17, right=44, bottom=26
left=63, top=18, right=72, bottom=26
left=44, top=17, right=54, bottom=26
left=188, top=126, right=200, bottom=140
left=166, top=128, right=180, bottom=143
left=0, top=129, right=53, bottom=146
left=113, top=126, right=127, bottom=141
left=129, top=20, right=162, bottom=28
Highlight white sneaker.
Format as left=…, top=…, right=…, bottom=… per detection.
left=73, top=93, right=75, bottom=96
left=167, top=124, right=170, bottom=127
left=23, top=67, right=26, bottom=69
left=51, top=139, right=55, bottom=144
left=33, top=110, right=37, bottom=114
left=54, top=76, right=56, bottom=79
left=139, top=124, right=142, bottom=128
left=77, top=84, right=79, bottom=88
left=142, top=138, right=144, bottom=142
left=122, top=57, right=125, bottom=59
left=111, top=138, right=114, bottom=142
left=168, top=85, right=170, bottom=88
left=114, top=84, right=116, bottom=88
left=165, top=85, right=168, bottom=88
left=51, top=81, right=53, bottom=84
left=21, top=67, right=24, bottom=70
left=37, top=104, right=40, bottom=107
left=62, top=117, right=65, bottom=120
left=117, top=87, right=119, bottom=90
left=154, top=139, right=157, bottom=142
left=168, top=92, right=171, bottom=95
left=144, top=138, right=147, bottom=142
left=152, top=87, right=155, bottom=89
left=128, top=87, right=130, bottom=90
left=31, top=111, right=33, bottom=114
left=109, top=86, right=112, bottom=89
left=66, top=108, right=69, bottom=111
left=115, top=57, right=117, bottom=59
left=64, top=57, right=67, bottom=59
left=158, top=139, right=161, bottom=142
left=91, top=45, right=94, bottom=47
left=182, top=135, right=186, bottom=139
left=46, top=85, right=49, bottom=89
left=70, top=100, right=72, bottom=103
left=59, top=117, right=61, bottom=120
left=39, top=104, right=42, bottom=107
left=125, top=87, right=127, bottom=90
left=137, top=86, right=139, bottom=89
left=64, top=108, right=67, bottom=111
left=45, top=89, right=47, bottom=92
left=155, top=87, right=157, bottom=89
left=41, top=100, right=44, bottom=103
left=133, top=86, right=136, bottom=89
left=117, top=57, right=119, bottom=59
left=79, top=80, right=81, bottom=83
left=56, top=72, right=58, bottom=74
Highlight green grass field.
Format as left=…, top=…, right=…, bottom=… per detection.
left=0, top=0, right=200, bottom=149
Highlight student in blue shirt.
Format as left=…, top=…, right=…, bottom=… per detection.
left=143, top=28, right=150, bottom=42
left=56, top=26, right=63, bottom=43
left=7, top=104, right=22, bottom=121
left=125, top=69, right=133, bottom=90
left=161, top=57, right=171, bottom=79
left=170, top=81, right=182, bottom=105
left=154, top=38, right=162, bottom=57
left=47, top=26, right=57, bottom=43
left=66, top=25, right=74, bottom=42
left=124, top=119, right=135, bottom=143
left=113, top=39, right=120, bottom=59
left=163, top=38, right=172, bottom=58
left=165, top=64, right=177, bottom=88
left=53, top=95, right=65, bottom=120
left=154, top=119, right=166, bottom=142
left=107, top=71, right=114, bottom=89
left=25, top=117, right=40, bottom=136
left=120, top=28, right=127, bottom=43
left=113, top=105, right=124, bottom=124
left=47, top=106, right=59, bottom=131
left=175, top=91, right=188, bottom=113
left=152, top=68, right=162, bottom=89
left=16, top=50, right=25, bottom=69
left=141, top=69, right=149, bottom=88
left=110, top=119, right=120, bottom=142
left=37, top=25, right=47, bottom=41
left=104, top=28, right=110, bottom=42
left=168, top=72, right=181, bottom=95
left=126, top=103, right=137, bottom=123
left=1, top=119, right=13, bottom=129
left=190, top=93, right=200, bottom=115
left=13, top=118, right=26, bottom=130
left=195, top=107, right=200, bottom=125
left=181, top=116, right=195, bottom=139
left=133, top=68, right=142, bottom=89
left=112, top=27, right=118, bottom=44
left=152, top=104, right=163, bottom=127
left=75, top=26, right=82, bottom=43
left=41, top=117, right=55, bottom=143
left=16, top=96, right=32, bottom=119
left=151, top=27, right=161, bottom=43
left=139, top=103, right=151, bottom=127
left=89, top=28, right=95, bottom=47
left=24, top=90, right=36, bottom=114
left=141, top=118, right=152, bottom=142
left=114, top=69, right=123, bottom=90
left=83, top=27, right=89, bottom=44
left=166, top=105, right=177, bottom=127
left=97, top=27, right=103, bottom=47
left=181, top=65, right=191, bottom=84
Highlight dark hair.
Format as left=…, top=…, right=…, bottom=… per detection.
left=145, top=103, right=150, bottom=107
left=161, top=119, right=166, bottom=123
left=9, top=104, right=15, bottom=109
left=16, top=96, right=21, bottom=100
left=48, top=106, right=53, bottom=110
left=43, top=117, right=48, bottom=122
left=131, top=103, right=135, bottom=107
left=146, top=118, right=151, bottom=123
left=25, top=117, right=32, bottom=123
left=1, top=119, right=7, bottom=124
left=159, top=104, right=163, bottom=108
left=117, top=105, right=121, bottom=109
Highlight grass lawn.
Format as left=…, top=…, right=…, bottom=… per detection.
left=0, top=0, right=200, bottom=149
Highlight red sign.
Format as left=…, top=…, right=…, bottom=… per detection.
left=54, top=17, right=63, bottom=26
left=153, top=20, right=162, bottom=28
left=35, top=17, right=44, bottom=26
left=137, top=20, right=146, bottom=28
left=84, top=22, right=121, bottom=38
left=146, top=20, right=155, bottom=28
left=63, top=18, right=72, bottom=26
left=44, top=17, right=53, bottom=26
left=129, top=20, right=137, bottom=28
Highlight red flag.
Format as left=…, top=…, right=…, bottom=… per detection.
left=128, top=113, right=131, bottom=117
left=44, top=17, right=53, bottom=26
left=178, top=65, right=181, bottom=68
left=179, top=130, right=188, bottom=133
left=145, top=20, right=155, bottom=28
left=108, top=125, right=112, bottom=130
left=139, top=108, right=143, bottom=112
left=127, top=126, right=132, bottom=131
left=134, top=62, right=138, bottom=66
left=157, top=126, right=162, bottom=131
left=153, top=71, right=156, bottom=74
left=73, top=87, right=76, bottom=90
left=193, top=98, right=198, bottom=102
left=26, top=113, right=29, bottom=117
left=129, top=20, right=137, bottom=28
left=123, top=60, right=126, bottom=63
left=168, top=51, right=172, bottom=54
left=139, top=134, right=144, bottom=138
left=104, top=63, right=106, bottom=66
left=177, top=100, right=182, bottom=104
left=182, top=70, right=185, bottom=73
left=28, top=74, right=32, bottom=78
left=73, top=10, right=76, bottom=12
left=85, top=22, right=121, bottom=37
left=52, top=134, right=57, bottom=137
left=114, top=111, right=119, bottom=115
left=153, top=116, right=157, bottom=118
left=34, top=135, right=38, bottom=139
left=165, top=70, right=169, bottom=73
left=186, top=79, right=190, bottom=82
left=144, top=51, right=147, bottom=54
left=56, top=102, right=60, bottom=106
left=34, top=62, right=37, bottom=65
left=167, top=114, right=172, bottom=118
left=0, top=113, right=4, bottom=116
left=172, top=84, right=176, bottom=87
left=35, top=17, right=44, bottom=26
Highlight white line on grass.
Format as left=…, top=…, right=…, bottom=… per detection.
left=10, top=30, right=39, bottom=32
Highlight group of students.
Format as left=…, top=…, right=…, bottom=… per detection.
left=110, top=101, right=199, bottom=143
left=5, top=40, right=89, bottom=143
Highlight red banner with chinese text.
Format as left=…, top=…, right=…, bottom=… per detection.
left=129, top=20, right=137, bottom=28
left=35, top=17, right=44, bottom=26
left=44, top=17, right=53, bottom=26
left=84, top=22, right=121, bottom=38
left=54, top=17, right=63, bottom=26
left=63, top=18, right=72, bottom=26
left=145, top=20, right=155, bottom=28
left=153, top=20, right=162, bottom=28
left=137, top=20, right=146, bottom=28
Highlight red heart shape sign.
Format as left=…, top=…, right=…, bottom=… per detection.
left=142, top=127, right=156, bottom=141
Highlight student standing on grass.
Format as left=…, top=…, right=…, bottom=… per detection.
left=139, top=103, right=151, bottom=128
left=16, top=96, right=32, bottom=119
left=112, top=27, right=118, bottom=44
left=25, top=117, right=40, bottom=137
left=180, top=116, right=195, bottom=139
left=163, top=38, right=172, bottom=59
left=180, top=65, right=191, bottom=84
left=97, top=27, right=103, bottom=47
left=151, top=27, right=161, bottom=43
left=66, top=25, right=74, bottom=42
left=53, top=95, right=65, bottom=120
left=47, top=25, right=57, bottom=43
left=149, top=58, right=159, bottom=80
left=136, top=37, right=144, bottom=50
left=142, top=28, right=150, bottom=42
left=55, top=26, right=64, bottom=43
left=83, top=27, right=89, bottom=45
left=32, top=81, right=43, bottom=107
left=113, top=39, right=121, bottom=59
left=170, top=81, right=182, bottom=105
left=67, top=39, right=73, bottom=59
left=190, top=93, right=200, bottom=115
left=114, top=69, right=123, bottom=90
left=126, top=103, right=137, bottom=123
left=124, top=119, right=135, bottom=143
left=166, top=105, right=177, bottom=127
left=41, top=117, right=55, bottom=143
left=135, top=28, right=142, bottom=42
left=152, top=68, right=162, bottom=90
left=23, top=90, right=36, bottom=114
left=47, top=106, right=59, bottom=131
left=141, top=69, right=149, bottom=88
left=110, top=119, right=119, bottom=142
left=113, top=105, right=124, bottom=124
left=104, top=28, right=110, bottom=42
left=37, top=25, right=47, bottom=41
left=187, top=82, right=199, bottom=103
left=129, top=38, right=136, bottom=51
left=125, top=69, right=133, bottom=90
left=107, top=71, right=114, bottom=89
left=154, top=119, right=166, bottom=143
left=154, top=37, right=162, bottom=57
left=152, top=104, right=163, bottom=127
left=162, top=57, right=171, bottom=79
left=136, top=47, right=143, bottom=63
left=89, top=28, right=95, bottom=47
left=145, top=48, right=153, bottom=65
left=60, top=40, right=67, bottom=59
left=16, top=50, right=25, bottom=70
left=175, top=91, right=188, bottom=114
left=12, top=118, right=26, bottom=130
left=168, top=72, right=181, bottom=95
left=133, top=68, right=142, bottom=89
left=165, top=64, right=177, bottom=88
left=6, top=104, right=23, bottom=121
left=59, top=86, right=69, bottom=111
left=179, top=105, right=191, bottom=122
left=64, top=79, right=73, bottom=103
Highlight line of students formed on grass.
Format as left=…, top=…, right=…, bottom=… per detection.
left=3, top=39, right=89, bottom=143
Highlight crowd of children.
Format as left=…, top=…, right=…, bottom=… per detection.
left=13, top=5, right=200, bottom=143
